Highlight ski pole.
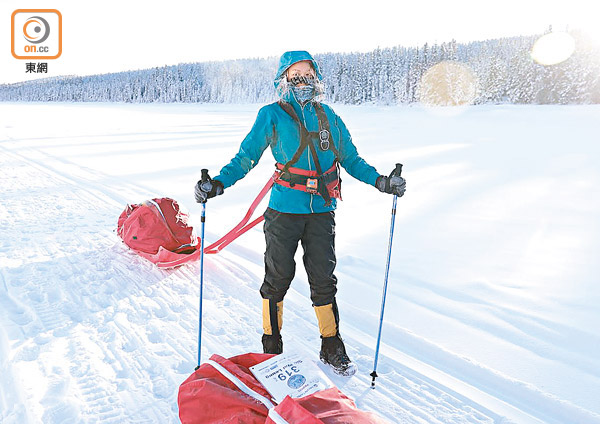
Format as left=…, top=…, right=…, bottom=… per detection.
left=371, top=163, right=402, bottom=389
left=196, top=169, right=209, bottom=369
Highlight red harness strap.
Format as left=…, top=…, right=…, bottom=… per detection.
left=274, top=163, right=342, bottom=200
left=203, top=171, right=279, bottom=254
left=276, top=163, right=324, bottom=177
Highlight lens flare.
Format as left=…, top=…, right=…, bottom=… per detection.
left=418, top=61, right=478, bottom=107
left=531, top=32, right=576, bottom=66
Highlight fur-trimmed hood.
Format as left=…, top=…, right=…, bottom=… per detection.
left=274, top=50, right=325, bottom=102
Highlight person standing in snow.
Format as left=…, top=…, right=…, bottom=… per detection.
left=195, top=51, right=406, bottom=376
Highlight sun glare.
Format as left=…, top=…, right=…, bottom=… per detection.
left=418, top=61, right=478, bottom=107
left=530, top=32, right=576, bottom=66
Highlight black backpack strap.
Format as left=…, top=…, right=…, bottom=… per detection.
left=305, top=129, right=334, bottom=205
left=277, top=100, right=310, bottom=174
left=313, top=103, right=340, bottom=159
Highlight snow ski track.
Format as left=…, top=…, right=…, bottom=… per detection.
left=69, top=333, right=126, bottom=423
left=1, top=143, right=182, bottom=422
left=0, top=142, right=149, bottom=208
left=334, top=336, right=497, bottom=424
left=341, top=314, right=600, bottom=424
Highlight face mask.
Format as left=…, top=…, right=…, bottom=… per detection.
left=291, top=84, right=315, bottom=105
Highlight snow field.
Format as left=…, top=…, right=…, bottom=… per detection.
left=1, top=102, right=599, bottom=423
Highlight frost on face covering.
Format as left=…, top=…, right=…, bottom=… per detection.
left=291, top=84, right=316, bottom=105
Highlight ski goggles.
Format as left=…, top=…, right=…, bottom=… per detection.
left=289, top=75, right=316, bottom=86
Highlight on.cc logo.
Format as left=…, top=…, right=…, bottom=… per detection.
left=11, top=9, right=62, bottom=60
left=23, top=16, right=51, bottom=44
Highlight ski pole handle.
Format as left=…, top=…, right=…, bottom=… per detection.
left=394, top=163, right=403, bottom=178
left=201, top=168, right=210, bottom=183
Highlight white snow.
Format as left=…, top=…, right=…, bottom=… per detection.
left=1, top=102, right=599, bottom=424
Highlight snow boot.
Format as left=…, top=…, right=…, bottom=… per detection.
left=262, top=299, right=283, bottom=354
left=314, top=302, right=356, bottom=376
left=262, top=333, right=283, bottom=354
left=320, top=334, right=357, bottom=376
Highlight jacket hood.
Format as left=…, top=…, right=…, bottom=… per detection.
left=274, top=51, right=323, bottom=85
left=274, top=51, right=323, bottom=102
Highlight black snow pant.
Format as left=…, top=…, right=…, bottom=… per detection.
left=260, top=207, right=338, bottom=307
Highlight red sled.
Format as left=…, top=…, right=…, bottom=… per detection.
left=117, top=175, right=281, bottom=268
left=178, top=353, right=387, bottom=424
left=117, top=198, right=201, bottom=269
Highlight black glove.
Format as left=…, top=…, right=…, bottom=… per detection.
left=194, top=171, right=224, bottom=203
left=376, top=169, right=406, bottom=197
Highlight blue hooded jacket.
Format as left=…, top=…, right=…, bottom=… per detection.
left=214, top=51, right=380, bottom=214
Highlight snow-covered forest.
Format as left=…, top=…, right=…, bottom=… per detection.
left=1, top=32, right=599, bottom=105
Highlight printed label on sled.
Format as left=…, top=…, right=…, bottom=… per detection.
left=250, top=352, right=333, bottom=403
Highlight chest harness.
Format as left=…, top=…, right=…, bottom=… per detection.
left=275, top=100, right=342, bottom=207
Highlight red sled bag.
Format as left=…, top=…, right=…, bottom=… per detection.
left=178, top=353, right=387, bottom=424
left=117, top=198, right=201, bottom=268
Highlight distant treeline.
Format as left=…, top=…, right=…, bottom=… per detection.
left=1, top=31, right=599, bottom=105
